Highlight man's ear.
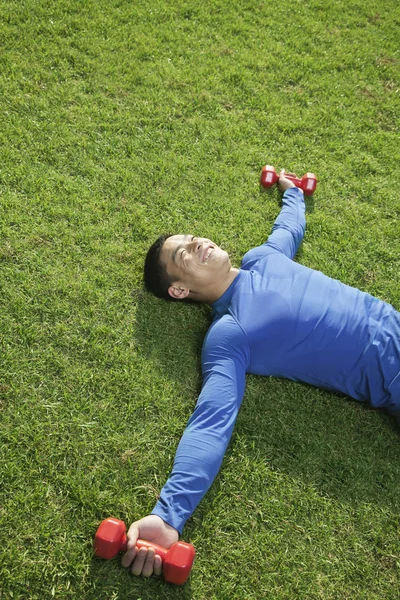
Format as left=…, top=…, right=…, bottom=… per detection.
left=168, top=285, right=190, bottom=300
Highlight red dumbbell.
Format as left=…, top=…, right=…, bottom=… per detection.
left=260, top=165, right=317, bottom=196
left=94, top=517, right=196, bottom=585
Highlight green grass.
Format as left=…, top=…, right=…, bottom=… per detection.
left=1, top=0, right=399, bottom=598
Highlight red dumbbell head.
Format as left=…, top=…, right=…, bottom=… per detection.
left=163, top=541, right=196, bottom=585
left=301, top=173, right=317, bottom=195
left=260, top=165, right=279, bottom=188
left=94, top=517, right=127, bottom=559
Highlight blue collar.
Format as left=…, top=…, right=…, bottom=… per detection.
left=211, top=269, right=248, bottom=317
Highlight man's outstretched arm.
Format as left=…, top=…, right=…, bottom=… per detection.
left=242, top=171, right=307, bottom=270
left=266, top=171, right=307, bottom=258
left=122, top=320, right=249, bottom=577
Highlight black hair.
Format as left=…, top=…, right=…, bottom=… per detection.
left=144, top=234, right=176, bottom=300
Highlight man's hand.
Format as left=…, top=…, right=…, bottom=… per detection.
left=121, top=515, right=179, bottom=578
left=278, top=169, right=297, bottom=193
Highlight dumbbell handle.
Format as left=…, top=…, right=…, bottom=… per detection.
left=113, top=532, right=169, bottom=560
left=282, top=174, right=304, bottom=187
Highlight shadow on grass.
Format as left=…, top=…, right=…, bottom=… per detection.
left=88, top=558, right=193, bottom=600
left=132, top=288, right=209, bottom=392
left=234, top=376, right=400, bottom=512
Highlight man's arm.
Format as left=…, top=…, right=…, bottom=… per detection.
left=241, top=171, right=306, bottom=269
left=151, top=340, right=247, bottom=532
left=266, top=171, right=306, bottom=258
left=122, top=318, right=249, bottom=576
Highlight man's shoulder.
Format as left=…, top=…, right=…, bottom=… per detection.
left=201, top=313, right=250, bottom=367
left=241, top=244, right=276, bottom=271
left=203, top=312, right=248, bottom=352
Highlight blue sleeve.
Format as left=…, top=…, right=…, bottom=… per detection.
left=267, top=187, right=306, bottom=258
left=151, top=318, right=249, bottom=534
left=242, top=187, right=306, bottom=268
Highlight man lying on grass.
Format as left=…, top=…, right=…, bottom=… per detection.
left=121, top=170, right=400, bottom=578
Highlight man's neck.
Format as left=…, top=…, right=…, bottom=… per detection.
left=194, top=267, right=240, bottom=305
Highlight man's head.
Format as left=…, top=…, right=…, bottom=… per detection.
left=144, top=234, right=238, bottom=304
left=144, top=234, right=174, bottom=300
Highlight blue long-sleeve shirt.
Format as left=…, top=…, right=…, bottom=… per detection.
left=152, top=187, right=400, bottom=533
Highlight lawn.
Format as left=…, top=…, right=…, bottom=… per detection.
left=0, top=0, right=399, bottom=598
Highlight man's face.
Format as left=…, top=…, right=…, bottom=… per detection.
left=160, top=235, right=231, bottom=299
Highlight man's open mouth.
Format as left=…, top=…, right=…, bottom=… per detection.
left=202, top=246, right=214, bottom=263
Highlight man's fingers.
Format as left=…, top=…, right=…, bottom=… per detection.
left=124, top=546, right=163, bottom=578
left=131, top=547, right=148, bottom=576
left=280, top=169, right=296, bottom=178
left=141, top=547, right=156, bottom=578
left=153, top=554, right=163, bottom=577
left=121, top=545, right=138, bottom=568
left=121, top=522, right=140, bottom=568
left=130, top=547, right=162, bottom=578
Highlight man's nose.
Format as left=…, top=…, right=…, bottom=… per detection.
left=190, top=239, right=203, bottom=252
